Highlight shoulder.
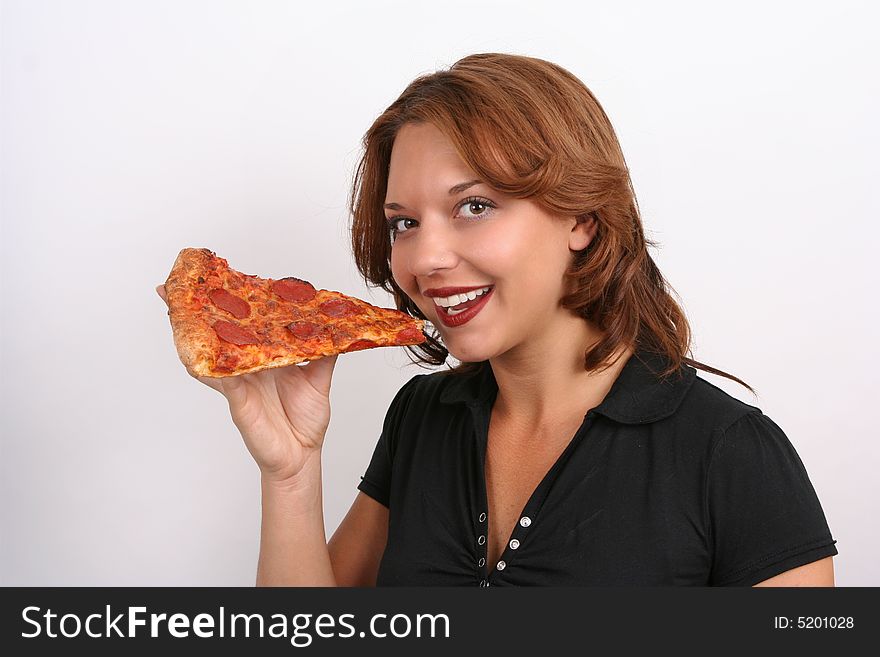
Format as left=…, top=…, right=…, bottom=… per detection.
left=376, top=369, right=477, bottom=462
left=681, top=371, right=762, bottom=426
left=675, top=371, right=810, bottom=477
left=673, top=370, right=766, bottom=436
left=656, top=368, right=781, bottom=463
left=379, top=366, right=483, bottom=436
left=379, top=368, right=466, bottom=429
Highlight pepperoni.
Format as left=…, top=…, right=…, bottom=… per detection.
left=319, top=298, right=359, bottom=317
left=287, top=320, right=320, bottom=340
left=272, top=277, right=317, bottom=303
left=330, top=328, right=354, bottom=348
left=394, top=326, right=424, bottom=344
left=213, top=320, right=260, bottom=345
left=345, top=339, right=377, bottom=352
left=214, top=353, right=240, bottom=373
left=208, top=288, right=251, bottom=319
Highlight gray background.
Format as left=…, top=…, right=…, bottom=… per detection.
left=2, top=0, right=877, bottom=585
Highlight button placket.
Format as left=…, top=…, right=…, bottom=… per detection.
left=493, top=515, right=533, bottom=577
left=476, top=510, right=488, bottom=578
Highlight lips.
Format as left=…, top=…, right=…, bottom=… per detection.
left=433, top=286, right=494, bottom=328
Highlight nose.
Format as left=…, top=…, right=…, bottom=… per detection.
left=399, top=216, right=461, bottom=279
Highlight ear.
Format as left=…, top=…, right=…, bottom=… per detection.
left=569, top=213, right=597, bottom=251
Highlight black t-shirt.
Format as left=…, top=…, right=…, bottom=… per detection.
left=357, top=348, right=838, bottom=586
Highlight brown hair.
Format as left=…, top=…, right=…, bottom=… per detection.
left=348, top=52, right=755, bottom=396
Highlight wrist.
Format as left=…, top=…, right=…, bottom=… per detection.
left=261, top=450, right=322, bottom=493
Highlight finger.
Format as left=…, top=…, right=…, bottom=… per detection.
left=197, top=376, right=224, bottom=393
left=301, top=353, right=339, bottom=393
left=156, top=284, right=168, bottom=305
left=186, top=367, right=224, bottom=392
left=217, top=372, right=253, bottom=415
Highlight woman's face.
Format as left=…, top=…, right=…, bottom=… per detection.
left=385, top=122, right=593, bottom=363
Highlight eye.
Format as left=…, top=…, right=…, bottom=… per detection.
left=457, top=196, right=496, bottom=220
left=386, top=216, right=416, bottom=236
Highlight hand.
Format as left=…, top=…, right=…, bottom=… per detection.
left=156, top=284, right=339, bottom=484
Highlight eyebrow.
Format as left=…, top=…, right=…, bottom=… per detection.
left=383, top=179, right=483, bottom=211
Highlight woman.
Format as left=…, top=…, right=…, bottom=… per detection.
left=157, top=53, right=837, bottom=586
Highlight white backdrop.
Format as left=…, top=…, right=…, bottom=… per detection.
left=2, top=0, right=877, bottom=586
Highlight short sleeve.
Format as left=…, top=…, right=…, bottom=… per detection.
left=356, top=374, right=424, bottom=508
left=706, top=410, right=838, bottom=586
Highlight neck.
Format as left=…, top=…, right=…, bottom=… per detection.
left=488, top=315, right=633, bottom=429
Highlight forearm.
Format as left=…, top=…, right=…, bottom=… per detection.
left=255, top=451, right=336, bottom=587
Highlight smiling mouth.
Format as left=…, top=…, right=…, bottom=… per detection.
left=434, top=286, right=493, bottom=315
left=432, top=286, right=494, bottom=327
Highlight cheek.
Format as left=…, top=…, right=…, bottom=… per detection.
left=482, top=228, right=550, bottom=281
left=389, top=248, right=405, bottom=282
left=389, top=248, right=418, bottom=300
left=498, top=232, right=570, bottom=304
left=471, top=232, right=518, bottom=273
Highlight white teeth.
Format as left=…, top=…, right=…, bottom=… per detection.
left=434, top=286, right=491, bottom=308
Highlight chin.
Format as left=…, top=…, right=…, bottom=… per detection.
left=443, top=338, right=494, bottom=365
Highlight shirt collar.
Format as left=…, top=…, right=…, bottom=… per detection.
left=438, top=346, right=696, bottom=424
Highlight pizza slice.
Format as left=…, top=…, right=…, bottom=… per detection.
left=163, top=248, right=426, bottom=377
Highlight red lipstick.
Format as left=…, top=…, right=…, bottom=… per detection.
left=433, top=287, right=494, bottom=328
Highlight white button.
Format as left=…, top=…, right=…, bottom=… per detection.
left=509, top=539, right=520, bottom=550
left=479, top=512, right=487, bottom=522
left=478, top=557, right=485, bottom=567
left=479, top=579, right=487, bottom=587
left=478, top=535, right=486, bottom=545
left=497, top=560, right=507, bottom=570
left=519, top=516, right=532, bottom=528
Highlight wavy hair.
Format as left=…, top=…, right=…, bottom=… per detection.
left=348, top=52, right=755, bottom=395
